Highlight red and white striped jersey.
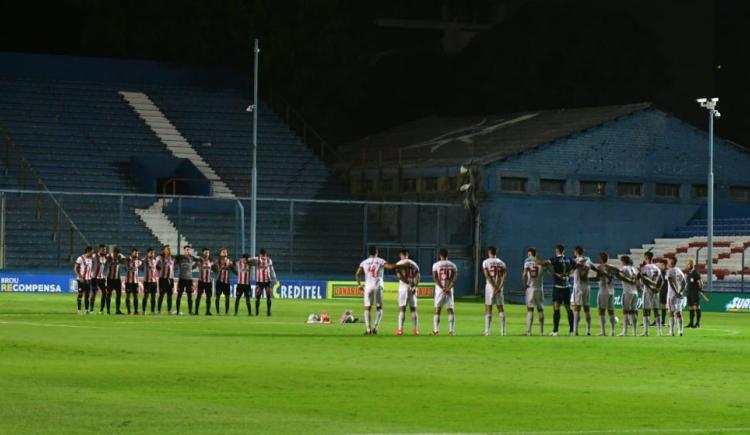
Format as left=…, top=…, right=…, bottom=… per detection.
left=106, top=253, right=124, bottom=279
left=432, top=259, right=457, bottom=289
left=254, top=256, right=275, bottom=283
left=93, top=253, right=108, bottom=279
left=198, top=257, right=214, bottom=282
left=482, top=257, right=506, bottom=287
left=215, top=257, right=233, bottom=283
left=143, top=257, right=159, bottom=283
left=125, top=257, right=141, bottom=283
left=157, top=255, right=175, bottom=279
left=396, top=259, right=420, bottom=286
left=75, top=255, right=93, bottom=280
left=236, top=260, right=251, bottom=285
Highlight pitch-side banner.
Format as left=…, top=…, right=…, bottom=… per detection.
left=0, top=273, right=75, bottom=293
left=328, top=281, right=435, bottom=301
left=589, top=286, right=750, bottom=313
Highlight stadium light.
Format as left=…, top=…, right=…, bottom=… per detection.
left=696, top=97, right=720, bottom=292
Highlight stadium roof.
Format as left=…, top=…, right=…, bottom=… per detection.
left=337, top=102, right=652, bottom=169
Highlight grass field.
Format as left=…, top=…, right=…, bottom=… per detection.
left=1, top=294, right=749, bottom=435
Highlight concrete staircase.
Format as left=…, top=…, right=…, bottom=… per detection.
left=134, top=199, right=190, bottom=249
left=118, top=91, right=235, bottom=198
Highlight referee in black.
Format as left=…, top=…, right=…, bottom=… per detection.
left=544, top=244, right=575, bottom=336
left=685, top=259, right=705, bottom=328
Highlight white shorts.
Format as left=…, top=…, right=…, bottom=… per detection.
left=622, top=292, right=638, bottom=311
left=643, top=289, right=660, bottom=310
left=667, top=294, right=684, bottom=312
left=571, top=285, right=590, bottom=307
left=598, top=291, right=614, bottom=310
left=364, top=286, right=383, bottom=307
left=434, top=286, right=454, bottom=309
left=397, top=282, right=417, bottom=308
left=484, top=284, right=504, bottom=306
left=525, top=287, right=544, bottom=310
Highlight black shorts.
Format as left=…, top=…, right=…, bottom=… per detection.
left=216, top=282, right=230, bottom=296
left=659, top=288, right=668, bottom=305
left=143, top=282, right=157, bottom=294
left=687, top=292, right=701, bottom=307
left=552, top=286, right=570, bottom=305
left=197, top=281, right=212, bottom=295
left=77, top=280, right=91, bottom=293
left=236, top=284, right=251, bottom=297
left=158, top=278, right=174, bottom=294
left=107, top=278, right=122, bottom=293
left=177, top=279, right=193, bottom=294
left=125, top=283, right=139, bottom=294
left=94, top=278, right=107, bottom=291
left=255, top=282, right=272, bottom=298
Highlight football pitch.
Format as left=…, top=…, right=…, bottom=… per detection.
left=1, top=294, right=749, bottom=435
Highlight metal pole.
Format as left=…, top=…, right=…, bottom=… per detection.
left=177, top=197, right=182, bottom=253
left=57, top=195, right=62, bottom=267
left=118, top=195, right=124, bottom=245
left=707, top=109, right=714, bottom=292
left=250, top=38, right=260, bottom=258
left=362, top=204, right=368, bottom=256
left=0, top=192, right=5, bottom=268
left=237, top=200, right=245, bottom=254
left=289, top=201, right=294, bottom=274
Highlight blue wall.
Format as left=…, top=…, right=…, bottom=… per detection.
left=482, top=109, right=750, bottom=289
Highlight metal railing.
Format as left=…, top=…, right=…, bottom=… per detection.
left=0, top=130, right=90, bottom=267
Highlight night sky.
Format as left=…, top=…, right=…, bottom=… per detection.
left=1, top=0, right=748, bottom=148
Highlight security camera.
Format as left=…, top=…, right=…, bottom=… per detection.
left=459, top=183, right=471, bottom=192
left=696, top=98, right=707, bottom=103
left=459, top=165, right=469, bottom=175
left=715, top=111, right=721, bottom=118
left=246, top=105, right=255, bottom=112
left=711, top=98, right=719, bottom=103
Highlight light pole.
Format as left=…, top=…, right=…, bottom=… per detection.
left=246, top=39, right=260, bottom=257
left=696, top=97, right=720, bottom=292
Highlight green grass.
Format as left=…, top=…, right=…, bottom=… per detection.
left=1, top=294, right=749, bottom=435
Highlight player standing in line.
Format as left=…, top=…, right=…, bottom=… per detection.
left=234, top=254, right=253, bottom=316
left=194, top=248, right=213, bottom=316
left=105, top=246, right=125, bottom=315
left=175, top=245, right=197, bottom=316
left=395, top=249, right=420, bottom=336
left=570, top=246, right=594, bottom=336
left=657, top=259, right=669, bottom=326
left=592, top=252, right=616, bottom=336
left=540, top=245, right=575, bottom=336
left=522, top=248, right=545, bottom=336
left=639, top=252, right=663, bottom=336
left=482, top=246, right=507, bottom=336
left=92, top=244, right=109, bottom=314
left=124, top=248, right=141, bottom=315
left=74, top=246, right=94, bottom=314
left=251, top=249, right=278, bottom=316
left=141, top=248, right=159, bottom=314
left=355, top=246, right=399, bottom=335
left=213, top=248, right=233, bottom=315
left=156, top=245, right=175, bottom=314
left=685, top=259, right=704, bottom=328
left=665, top=257, right=687, bottom=336
left=432, top=248, right=458, bottom=336
left=608, top=255, right=639, bottom=336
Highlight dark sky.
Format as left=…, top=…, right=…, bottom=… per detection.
left=1, top=0, right=748, bottom=147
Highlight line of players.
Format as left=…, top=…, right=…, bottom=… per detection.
left=73, top=244, right=278, bottom=317
left=356, top=244, right=701, bottom=337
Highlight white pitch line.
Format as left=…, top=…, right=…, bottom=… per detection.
left=352, top=428, right=750, bottom=435
left=0, top=320, right=98, bottom=329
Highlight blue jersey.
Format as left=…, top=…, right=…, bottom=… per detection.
left=548, top=255, right=574, bottom=288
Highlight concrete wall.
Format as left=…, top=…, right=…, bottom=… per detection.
left=482, top=109, right=750, bottom=289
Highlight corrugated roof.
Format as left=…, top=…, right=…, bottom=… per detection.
left=338, top=102, right=651, bottom=169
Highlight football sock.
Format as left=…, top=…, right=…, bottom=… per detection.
left=167, top=293, right=173, bottom=312
left=398, top=311, right=405, bottom=330
left=696, top=309, right=702, bottom=326
left=573, top=311, right=580, bottom=334
left=77, top=293, right=82, bottom=310
left=553, top=310, right=560, bottom=332
left=364, top=310, right=371, bottom=330
left=215, top=296, right=220, bottom=314
left=246, top=300, right=252, bottom=315
left=116, top=291, right=122, bottom=312
left=176, top=294, right=183, bottom=313
left=566, top=307, right=574, bottom=332
left=623, top=313, right=629, bottom=335
left=374, top=309, right=383, bottom=329
left=126, top=297, right=131, bottom=314
left=499, top=311, right=506, bottom=335
left=150, top=294, right=156, bottom=313
left=448, top=313, right=455, bottom=333
left=106, top=292, right=112, bottom=313
left=99, top=292, right=106, bottom=311
left=609, top=314, right=616, bottom=334
left=526, top=311, right=533, bottom=333
left=599, top=314, right=605, bottom=334
left=234, top=297, right=240, bottom=315
left=689, top=310, right=695, bottom=326
left=655, top=313, right=662, bottom=335
left=224, top=297, right=229, bottom=314
left=485, top=313, right=492, bottom=332
left=584, top=311, right=591, bottom=334
left=142, top=295, right=147, bottom=313
left=187, top=293, right=193, bottom=314
left=643, top=314, right=650, bottom=335
left=255, top=298, right=261, bottom=315
left=266, top=299, right=271, bottom=315
left=84, top=293, right=90, bottom=311
left=133, top=295, right=139, bottom=314
left=538, top=311, right=545, bottom=335
left=411, top=310, right=418, bottom=329
left=433, top=314, right=440, bottom=332
left=157, top=293, right=164, bottom=312
left=669, top=316, right=675, bottom=335
left=661, top=308, right=667, bottom=325
left=678, top=316, right=684, bottom=334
